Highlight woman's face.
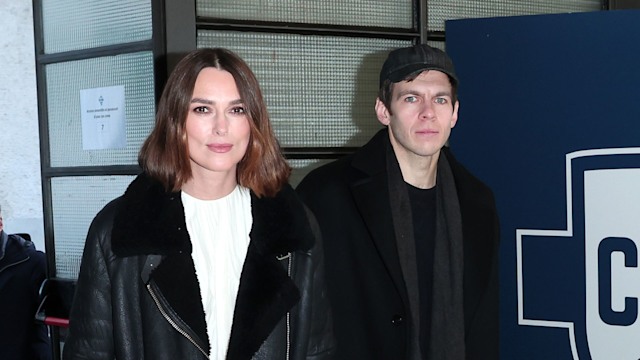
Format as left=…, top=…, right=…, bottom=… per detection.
left=185, top=67, right=251, bottom=184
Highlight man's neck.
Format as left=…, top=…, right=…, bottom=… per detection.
left=395, top=149, right=440, bottom=189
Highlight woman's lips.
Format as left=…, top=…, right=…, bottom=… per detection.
left=208, top=143, right=233, bottom=153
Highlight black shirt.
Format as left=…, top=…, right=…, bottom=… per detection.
left=407, top=182, right=437, bottom=359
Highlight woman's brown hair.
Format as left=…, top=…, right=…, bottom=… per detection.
left=138, top=48, right=291, bottom=197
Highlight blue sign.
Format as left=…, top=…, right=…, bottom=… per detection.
left=446, top=10, right=640, bottom=359
left=518, top=149, right=640, bottom=359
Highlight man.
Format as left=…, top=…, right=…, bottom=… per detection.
left=0, top=204, right=51, bottom=360
left=297, top=44, right=499, bottom=359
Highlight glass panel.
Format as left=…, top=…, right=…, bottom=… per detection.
left=46, top=52, right=155, bottom=167
left=197, top=0, right=412, bottom=28
left=52, top=176, right=135, bottom=279
left=288, top=158, right=336, bottom=188
left=428, top=40, right=446, bottom=52
left=42, top=0, right=152, bottom=53
left=198, top=30, right=409, bottom=147
left=430, top=0, right=603, bottom=31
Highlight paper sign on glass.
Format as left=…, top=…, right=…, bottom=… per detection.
left=80, top=85, right=126, bottom=150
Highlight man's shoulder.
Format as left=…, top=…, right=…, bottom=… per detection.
left=442, top=147, right=497, bottom=209
left=444, top=148, right=491, bottom=187
left=298, top=131, right=388, bottom=187
left=3, top=233, right=46, bottom=269
left=298, top=155, right=353, bottom=188
left=6, top=233, right=37, bottom=253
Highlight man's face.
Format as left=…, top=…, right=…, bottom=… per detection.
left=376, top=70, right=459, bottom=162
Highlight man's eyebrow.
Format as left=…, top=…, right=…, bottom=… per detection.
left=395, top=89, right=422, bottom=100
left=395, top=89, right=452, bottom=100
left=433, top=90, right=452, bottom=98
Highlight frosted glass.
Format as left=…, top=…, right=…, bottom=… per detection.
left=46, top=52, right=155, bottom=167
left=52, top=176, right=135, bottom=279
left=197, top=0, right=412, bottom=28
left=42, top=0, right=152, bottom=53
left=198, top=30, right=408, bottom=147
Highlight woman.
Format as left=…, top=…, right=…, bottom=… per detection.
left=63, top=48, right=334, bottom=360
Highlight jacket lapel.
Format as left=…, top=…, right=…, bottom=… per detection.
left=350, top=129, right=408, bottom=296
left=226, top=241, right=299, bottom=359
left=226, top=186, right=307, bottom=359
left=112, top=174, right=209, bottom=353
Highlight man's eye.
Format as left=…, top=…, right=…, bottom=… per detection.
left=435, top=97, right=448, bottom=104
left=404, top=96, right=417, bottom=103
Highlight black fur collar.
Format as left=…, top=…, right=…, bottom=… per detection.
left=111, top=173, right=312, bottom=257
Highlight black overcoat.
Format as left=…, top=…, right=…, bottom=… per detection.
left=297, top=129, right=499, bottom=360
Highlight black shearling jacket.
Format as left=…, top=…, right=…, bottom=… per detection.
left=63, top=173, right=334, bottom=360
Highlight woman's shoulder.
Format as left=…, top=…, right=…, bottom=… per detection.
left=86, top=197, right=123, bottom=242
left=250, top=184, right=316, bottom=254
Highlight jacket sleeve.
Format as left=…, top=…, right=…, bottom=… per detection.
left=467, top=201, right=500, bottom=359
left=63, top=207, right=116, bottom=360
left=302, top=206, right=336, bottom=359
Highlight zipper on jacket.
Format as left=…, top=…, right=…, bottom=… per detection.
left=146, top=283, right=209, bottom=359
left=0, top=256, right=29, bottom=273
left=277, top=252, right=293, bottom=360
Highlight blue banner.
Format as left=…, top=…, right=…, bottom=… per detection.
left=446, top=10, right=640, bottom=359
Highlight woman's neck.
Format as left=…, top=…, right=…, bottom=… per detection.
left=182, top=172, right=238, bottom=200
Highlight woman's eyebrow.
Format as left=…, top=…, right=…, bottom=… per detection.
left=190, top=97, right=214, bottom=105
left=190, top=98, right=244, bottom=105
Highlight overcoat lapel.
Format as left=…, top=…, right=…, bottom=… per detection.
left=350, top=129, right=408, bottom=297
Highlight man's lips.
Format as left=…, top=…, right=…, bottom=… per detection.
left=416, top=129, right=438, bottom=135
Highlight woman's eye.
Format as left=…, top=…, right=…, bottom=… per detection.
left=193, top=106, right=209, bottom=113
left=230, top=106, right=246, bottom=114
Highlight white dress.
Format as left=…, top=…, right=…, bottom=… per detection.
left=182, top=185, right=252, bottom=359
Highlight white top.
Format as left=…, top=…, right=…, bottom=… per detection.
left=182, top=185, right=252, bottom=359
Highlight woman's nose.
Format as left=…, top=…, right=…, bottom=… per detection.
left=214, top=116, right=228, bottom=136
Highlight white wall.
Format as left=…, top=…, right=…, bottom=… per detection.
left=0, top=0, right=45, bottom=252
